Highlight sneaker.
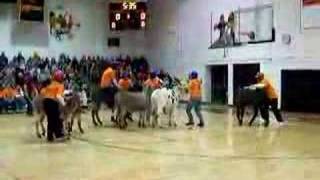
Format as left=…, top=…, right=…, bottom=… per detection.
left=197, top=123, right=204, bottom=128
left=185, top=122, right=194, bottom=126
left=279, top=121, right=288, bottom=127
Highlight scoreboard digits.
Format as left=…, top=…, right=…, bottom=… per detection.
left=109, top=1, right=147, bottom=31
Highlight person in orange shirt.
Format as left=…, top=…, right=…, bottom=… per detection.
left=253, top=72, right=284, bottom=126
left=118, top=72, right=134, bottom=121
left=186, top=71, right=204, bottom=127
left=3, top=85, right=18, bottom=112
left=118, top=72, right=132, bottom=91
left=100, top=65, right=117, bottom=89
left=41, top=69, right=66, bottom=142
left=98, top=64, right=118, bottom=122
left=144, top=71, right=162, bottom=90
left=0, top=85, right=6, bottom=113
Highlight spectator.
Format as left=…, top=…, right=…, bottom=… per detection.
left=3, top=85, right=18, bottom=112
left=15, top=85, right=27, bottom=112
left=0, top=85, right=6, bottom=113
left=0, top=52, right=8, bottom=70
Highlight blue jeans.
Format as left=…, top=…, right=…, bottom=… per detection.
left=0, top=98, right=5, bottom=113
left=15, top=97, right=26, bottom=110
left=5, top=99, right=17, bottom=111
left=186, top=99, right=204, bottom=125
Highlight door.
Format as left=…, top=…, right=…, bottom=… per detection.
left=282, top=70, right=320, bottom=113
left=211, top=65, right=228, bottom=104
left=233, top=63, right=260, bottom=104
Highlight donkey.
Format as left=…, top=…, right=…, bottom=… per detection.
left=150, top=78, right=182, bottom=128
left=234, top=87, right=268, bottom=126
left=115, top=90, right=150, bottom=129
left=33, top=92, right=83, bottom=138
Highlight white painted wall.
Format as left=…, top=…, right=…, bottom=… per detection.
left=0, top=0, right=147, bottom=59
left=146, top=0, right=320, bottom=106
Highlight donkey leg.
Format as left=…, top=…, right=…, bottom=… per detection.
left=36, top=115, right=44, bottom=138
left=151, top=110, right=158, bottom=128
left=77, top=113, right=84, bottom=134
left=40, top=115, right=46, bottom=137
left=236, top=106, right=243, bottom=126
left=111, top=108, right=116, bottom=123
left=95, top=109, right=103, bottom=126
left=69, top=113, right=75, bottom=134
left=138, top=113, right=142, bottom=128
left=168, top=109, right=176, bottom=127
left=142, top=112, right=147, bottom=128
left=172, top=108, right=178, bottom=127
left=249, top=106, right=259, bottom=126
left=91, top=109, right=98, bottom=127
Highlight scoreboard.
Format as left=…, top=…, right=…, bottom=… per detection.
left=109, top=1, right=147, bottom=31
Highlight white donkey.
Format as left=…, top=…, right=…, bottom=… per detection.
left=150, top=80, right=181, bottom=128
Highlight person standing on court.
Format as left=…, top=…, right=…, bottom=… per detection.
left=41, top=69, right=66, bottom=142
left=185, top=71, right=204, bottom=128
left=144, top=70, right=162, bottom=90
left=251, top=72, right=285, bottom=126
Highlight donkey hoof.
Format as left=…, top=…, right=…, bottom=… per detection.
left=37, top=133, right=42, bottom=138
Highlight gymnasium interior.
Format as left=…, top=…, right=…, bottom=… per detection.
left=1, top=0, right=320, bottom=179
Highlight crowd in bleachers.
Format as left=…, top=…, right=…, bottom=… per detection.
left=0, top=51, right=154, bottom=114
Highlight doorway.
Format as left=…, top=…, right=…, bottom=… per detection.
left=211, top=65, right=228, bottom=104
left=233, top=63, right=260, bottom=103
left=281, top=70, right=320, bottom=113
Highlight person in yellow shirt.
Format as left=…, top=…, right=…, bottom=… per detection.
left=253, top=72, right=284, bottom=126
left=41, top=69, right=66, bottom=142
left=186, top=71, right=204, bottom=127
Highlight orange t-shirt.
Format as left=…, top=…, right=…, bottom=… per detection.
left=260, top=79, right=278, bottom=99
left=41, top=81, right=64, bottom=100
left=188, top=79, right=202, bottom=99
left=100, top=67, right=116, bottom=88
left=119, top=78, right=132, bottom=90
left=3, top=87, right=17, bottom=99
left=0, top=89, right=5, bottom=98
left=144, top=78, right=161, bottom=89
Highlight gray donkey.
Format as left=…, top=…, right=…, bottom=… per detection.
left=33, top=92, right=83, bottom=138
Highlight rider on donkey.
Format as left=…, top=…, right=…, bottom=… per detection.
left=99, top=62, right=118, bottom=122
